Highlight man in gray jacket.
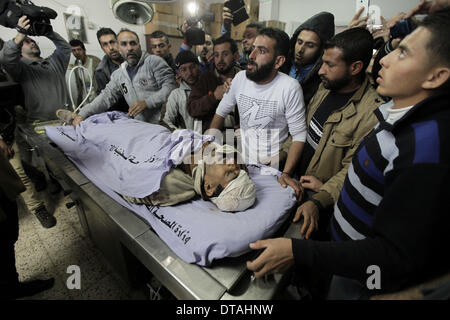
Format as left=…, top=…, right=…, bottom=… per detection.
left=0, top=16, right=71, bottom=121
left=73, top=29, right=176, bottom=125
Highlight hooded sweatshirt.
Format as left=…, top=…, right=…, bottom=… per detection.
left=288, top=12, right=335, bottom=106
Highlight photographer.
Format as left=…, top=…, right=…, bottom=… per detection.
left=180, top=19, right=214, bottom=74
left=0, top=15, right=71, bottom=228
left=222, top=0, right=263, bottom=69
left=0, top=15, right=71, bottom=122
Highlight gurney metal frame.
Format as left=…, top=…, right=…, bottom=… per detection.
left=17, top=124, right=301, bottom=300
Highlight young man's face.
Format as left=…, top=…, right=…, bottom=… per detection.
left=150, top=37, right=171, bottom=58
left=98, top=34, right=121, bottom=61
left=294, top=29, right=321, bottom=67
left=242, top=26, right=258, bottom=53
left=71, top=46, right=86, bottom=61
left=318, top=47, right=352, bottom=91
left=118, top=32, right=142, bottom=66
left=246, top=35, right=279, bottom=83
left=213, top=42, right=238, bottom=75
left=376, top=27, right=435, bottom=103
left=178, top=62, right=200, bottom=86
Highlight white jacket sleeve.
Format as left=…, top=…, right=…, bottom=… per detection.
left=285, top=81, right=307, bottom=142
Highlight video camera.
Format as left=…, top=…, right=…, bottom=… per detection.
left=182, top=12, right=214, bottom=46
left=0, top=0, right=57, bottom=36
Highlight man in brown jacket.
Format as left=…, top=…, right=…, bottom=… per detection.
left=293, top=28, right=384, bottom=240
left=186, top=35, right=241, bottom=132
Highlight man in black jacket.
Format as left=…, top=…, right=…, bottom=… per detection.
left=287, top=12, right=335, bottom=106
left=246, top=8, right=450, bottom=299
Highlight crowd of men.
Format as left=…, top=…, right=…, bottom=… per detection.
left=1, top=0, right=449, bottom=300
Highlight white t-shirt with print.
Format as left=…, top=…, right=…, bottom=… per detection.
left=216, top=70, right=307, bottom=164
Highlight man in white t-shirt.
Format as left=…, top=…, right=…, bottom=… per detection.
left=208, top=27, right=307, bottom=197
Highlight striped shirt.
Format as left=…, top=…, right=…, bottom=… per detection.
left=331, top=101, right=443, bottom=242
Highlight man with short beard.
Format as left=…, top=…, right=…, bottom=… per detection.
left=209, top=28, right=307, bottom=198
left=72, top=29, right=176, bottom=126
left=293, top=28, right=384, bottom=241
left=94, top=27, right=128, bottom=113
left=186, top=36, right=241, bottom=133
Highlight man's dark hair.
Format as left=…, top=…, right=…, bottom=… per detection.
left=324, top=27, right=373, bottom=76
left=257, top=27, right=290, bottom=58
left=0, top=38, right=4, bottom=51
left=246, top=22, right=264, bottom=31
left=420, top=8, right=450, bottom=91
left=96, top=27, right=116, bottom=42
left=69, top=39, right=85, bottom=50
left=117, top=28, right=140, bottom=42
left=420, top=8, right=450, bottom=67
left=149, top=30, right=169, bottom=43
left=213, top=35, right=238, bottom=54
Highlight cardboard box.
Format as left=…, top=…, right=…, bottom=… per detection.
left=246, top=0, right=259, bottom=22
left=153, top=3, right=182, bottom=16
left=210, top=3, right=224, bottom=22
left=178, top=16, right=185, bottom=29
left=145, top=12, right=180, bottom=37
left=263, top=20, right=286, bottom=31
left=209, top=21, right=222, bottom=39
left=231, top=22, right=247, bottom=40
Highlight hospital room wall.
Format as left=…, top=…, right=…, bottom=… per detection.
left=0, top=0, right=145, bottom=63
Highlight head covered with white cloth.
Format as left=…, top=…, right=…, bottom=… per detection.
left=192, top=143, right=256, bottom=212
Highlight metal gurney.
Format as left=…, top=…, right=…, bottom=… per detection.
left=16, top=123, right=302, bottom=300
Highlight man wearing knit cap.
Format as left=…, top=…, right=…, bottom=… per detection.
left=288, top=12, right=335, bottom=106
left=161, top=50, right=202, bottom=132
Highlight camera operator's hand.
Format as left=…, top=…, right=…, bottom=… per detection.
left=14, top=16, right=30, bottom=45
left=223, top=1, right=233, bottom=22
left=214, top=84, right=227, bottom=100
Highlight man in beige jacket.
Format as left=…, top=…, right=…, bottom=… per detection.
left=293, top=28, right=384, bottom=240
